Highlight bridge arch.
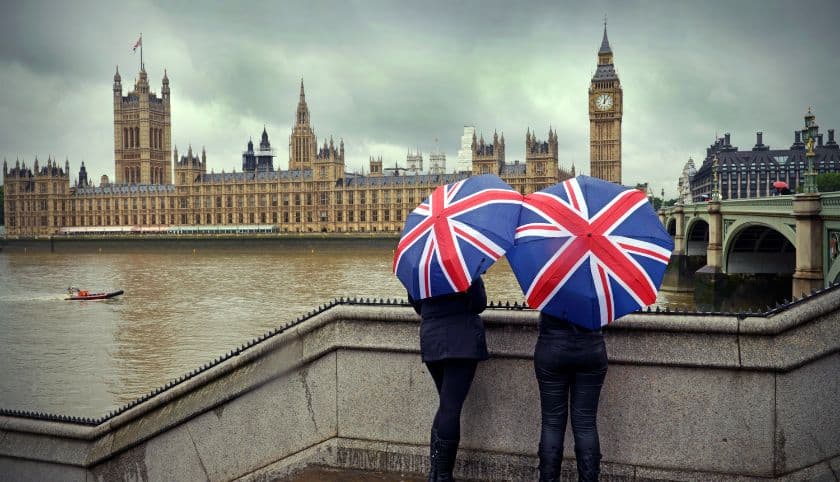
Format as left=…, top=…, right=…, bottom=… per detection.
left=827, top=255, right=840, bottom=285
left=684, top=217, right=709, bottom=256
left=723, top=221, right=796, bottom=274
left=666, top=217, right=676, bottom=237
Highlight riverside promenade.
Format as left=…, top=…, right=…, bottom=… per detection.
left=1, top=286, right=838, bottom=481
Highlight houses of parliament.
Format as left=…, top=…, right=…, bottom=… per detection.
left=2, top=26, right=622, bottom=237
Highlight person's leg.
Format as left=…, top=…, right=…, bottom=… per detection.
left=431, top=359, right=478, bottom=481
left=569, top=343, right=608, bottom=482
left=426, top=361, right=445, bottom=395
left=435, top=359, right=477, bottom=440
left=534, top=339, right=571, bottom=482
left=425, top=361, right=446, bottom=481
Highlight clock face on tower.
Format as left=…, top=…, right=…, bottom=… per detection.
left=595, top=93, right=613, bottom=111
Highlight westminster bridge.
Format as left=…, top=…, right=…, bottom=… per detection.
left=660, top=192, right=840, bottom=298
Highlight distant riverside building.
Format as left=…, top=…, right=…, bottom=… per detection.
left=406, top=148, right=423, bottom=175
left=678, top=157, right=696, bottom=204
left=690, top=109, right=840, bottom=201
left=457, top=126, right=475, bottom=173
left=3, top=27, right=609, bottom=236
left=428, top=150, right=446, bottom=175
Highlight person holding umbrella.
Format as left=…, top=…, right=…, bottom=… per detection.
left=394, top=174, right=523, bottom=481
left=507, top=176, right=674, bottom=481
left=407, top=276, right=487, bottom=482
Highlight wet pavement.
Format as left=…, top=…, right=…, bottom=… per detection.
left=287, top=466, right=427, bottom=481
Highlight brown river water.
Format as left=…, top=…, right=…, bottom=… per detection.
left=0, top=238, right=694, bottom=418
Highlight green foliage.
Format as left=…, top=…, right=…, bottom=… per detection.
left=816, top=173, right=840, bottom=193
left=651, top=197, right=663, bottom=210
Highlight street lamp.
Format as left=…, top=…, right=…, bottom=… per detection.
left=711, top=154, right=721, bottom=201
left=802, top=107, right=819, bottom=194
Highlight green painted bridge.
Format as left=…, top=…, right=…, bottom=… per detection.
left=661, top=192, right=840, bottom=296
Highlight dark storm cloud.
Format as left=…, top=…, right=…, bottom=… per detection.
left=1, top=0, right=839, bottom=197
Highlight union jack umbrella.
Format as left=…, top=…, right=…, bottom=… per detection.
left=394, top=174, right=523, bottom=300
left=507, top=176, right=674, bottom=329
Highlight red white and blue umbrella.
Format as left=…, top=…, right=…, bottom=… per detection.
left=394, top=174, right=523, bottom=300
left=506, top=176, right=674, bottom=329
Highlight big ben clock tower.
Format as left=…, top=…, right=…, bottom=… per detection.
left=589, top=21, right=622, bottom=184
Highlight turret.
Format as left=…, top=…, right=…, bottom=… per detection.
left=3, top=158, right=7, bottom=176
left=113, top=65, right=122, bottom=101
left=369, top=155, right=383, bottom=177
left=78, top=161, right=88, bottom=188
left=162, top=69, right=170, bottom=101
left=173, top=145, right=178, bottom=164
left=260, top=126, right=270, bottom=149
left=202, top=146, right=206, bottom=165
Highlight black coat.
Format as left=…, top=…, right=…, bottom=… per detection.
left=408, top=277, right=489, bottom=363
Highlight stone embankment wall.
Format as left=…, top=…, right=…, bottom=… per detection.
left=1, top=288, right=838, bottom=481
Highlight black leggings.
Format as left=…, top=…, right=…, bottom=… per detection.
left=426, top=359, right=478, bottom=441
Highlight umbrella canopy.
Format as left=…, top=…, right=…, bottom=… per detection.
left=507, top=175, right=674, bottom=329
left=773, top=180, right=789, bottom=189
left=394, top=174, right=523, bottom=300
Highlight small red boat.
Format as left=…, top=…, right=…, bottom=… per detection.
left=66, top=287, right=124, bottom=301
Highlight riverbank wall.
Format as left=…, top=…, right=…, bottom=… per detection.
left=1, top=287, right=838, bottom=481
left=0, top=234, right=400, bottom=253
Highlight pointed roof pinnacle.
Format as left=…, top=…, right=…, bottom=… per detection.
left=599, top=16, right=612, bottom=54
left=114, top=65, right=121, bottom=82
left=300, top=78, right=305, bottom=99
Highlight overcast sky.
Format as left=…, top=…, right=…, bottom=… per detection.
left=1, top=0, right=839, bottom=197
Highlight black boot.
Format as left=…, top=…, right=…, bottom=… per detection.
left=537, top=443, right=563, bottom=482
left=574, top=448, right=601, bottom=482
left=433, top=436, right=459, bottom=481
left=428, top=428, right=439, bottom=482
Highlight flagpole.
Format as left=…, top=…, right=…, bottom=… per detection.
left=140, top=32, right=143, bottom=70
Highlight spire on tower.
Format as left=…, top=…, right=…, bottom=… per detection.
left=599, top=17, right=612, bottom=54
left=296, top=78, right=309, bottom=125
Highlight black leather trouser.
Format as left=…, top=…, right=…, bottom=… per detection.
left=534, top=330, right=608, bottom=482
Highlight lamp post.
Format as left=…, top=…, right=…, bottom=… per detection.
left=802, top=107, right=819, bottom=193
left=711, top=154, right=721, bottom=201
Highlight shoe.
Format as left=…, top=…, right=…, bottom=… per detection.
left=537, top=441, right=563, bottom=482
left=428, top=428, right=439, bottom=482
left=433, top=436, right=459, bottom=481
left=574, top=448, right=601, bottom=482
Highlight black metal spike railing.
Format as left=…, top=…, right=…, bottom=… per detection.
left=4, top=281, right=839, bottom=426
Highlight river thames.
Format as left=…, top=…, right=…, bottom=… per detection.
left=0, top=238, right=723, bottom=418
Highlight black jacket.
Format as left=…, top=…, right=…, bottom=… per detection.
left=408, top=277, right=489, bottom=362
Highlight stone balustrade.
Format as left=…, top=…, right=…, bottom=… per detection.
left=1, top=289, right=838, bottom=481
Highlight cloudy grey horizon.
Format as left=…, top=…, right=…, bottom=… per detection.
left=1, top=0, right=839, bottom=197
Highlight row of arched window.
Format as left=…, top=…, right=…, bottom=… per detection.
left=123, top=166, right=166, bottom=184
left=121, top=126, right=164, bottom=149
left=122, top=127, right=140, bottom=149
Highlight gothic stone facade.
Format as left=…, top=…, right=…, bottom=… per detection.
left=113, top=65, right=171, bottom=185
left=589, top=24, right=623, bottom=184
left=3, top=69, right=575, bottom=237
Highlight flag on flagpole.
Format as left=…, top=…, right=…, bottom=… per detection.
left=132, top=37, right=142, bottom=53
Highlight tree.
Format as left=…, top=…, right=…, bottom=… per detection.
left=816, top=173, right=840, bottom=193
